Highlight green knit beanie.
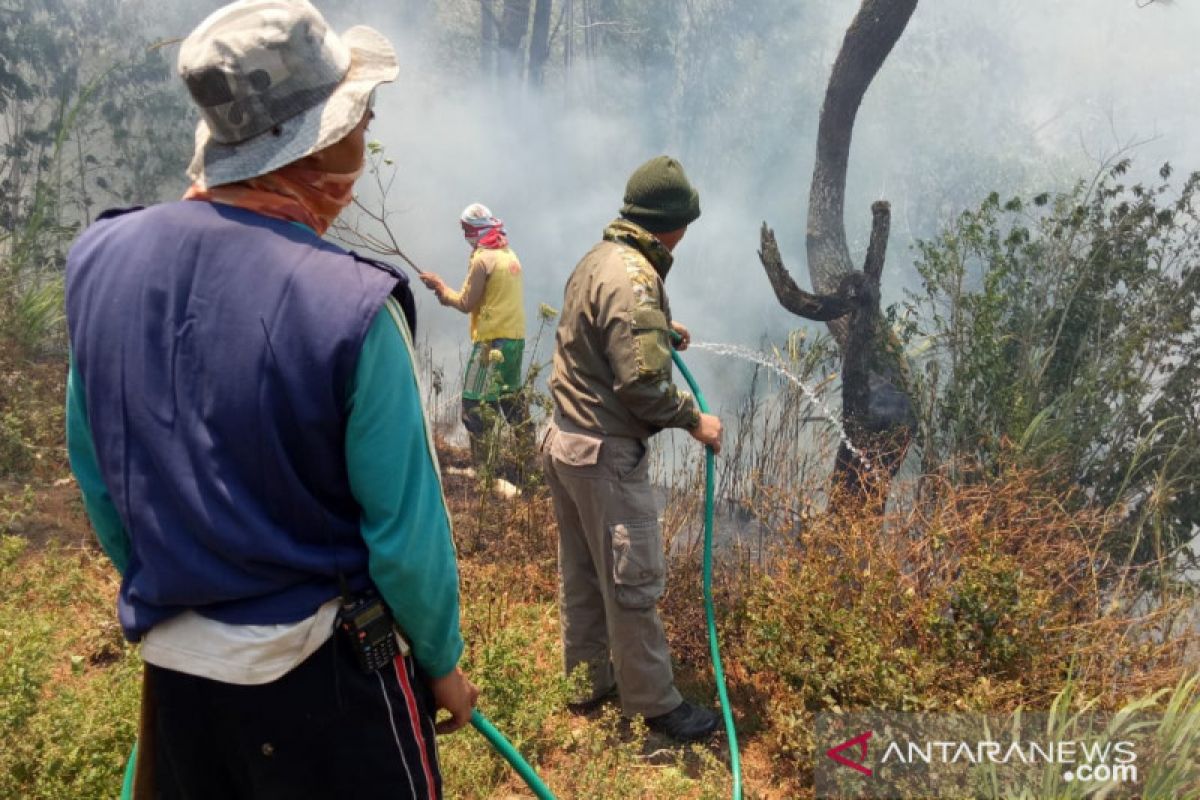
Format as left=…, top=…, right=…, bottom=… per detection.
left=620, top=155, right=701, bottom=233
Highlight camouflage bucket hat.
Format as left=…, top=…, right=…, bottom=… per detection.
left=179, top=0, right=398, bottom=187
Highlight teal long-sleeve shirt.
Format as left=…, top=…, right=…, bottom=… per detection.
left=66, top=295, right=465, bottom=678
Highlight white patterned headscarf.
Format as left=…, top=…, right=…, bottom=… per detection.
left=459, top=203, right=507, bottom=249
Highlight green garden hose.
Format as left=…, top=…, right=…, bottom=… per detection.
left=672, top=345, right=744, bottom=800
left=119, top=742, right=136, bottom=799
left=471, top=709, right=555, bottom=799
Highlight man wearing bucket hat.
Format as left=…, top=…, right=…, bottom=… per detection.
left=419, top=204, right=530, bottom=479
left=542, top=156, right=723, bottom=742
left=65, top=2, right=474, bottom=796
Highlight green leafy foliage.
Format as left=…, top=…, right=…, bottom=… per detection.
left=1, top=0, right=190, bottom=359
left=439, top=597, right=573, bottom=795
left=903, top=161, right=1200, bottom=563
left=0, top=354, right=66, bottom=479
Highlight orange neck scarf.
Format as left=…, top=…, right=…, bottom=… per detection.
left=184, top=163, right=362, bottom=236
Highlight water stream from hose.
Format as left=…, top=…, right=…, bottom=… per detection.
left=689, top=341, right=875, bottom=475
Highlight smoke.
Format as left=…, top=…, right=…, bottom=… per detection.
left=158, top=0, right=1200, bottom=417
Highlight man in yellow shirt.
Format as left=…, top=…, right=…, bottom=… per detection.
left=420, top=204, right=528, bottom=473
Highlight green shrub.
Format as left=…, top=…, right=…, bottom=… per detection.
left=439, top=589, right=573, bottom=797
left=0, top=357, right=66, bottom=480
left=928, top=546, right=1037, bottom=674
left=904, top=162, right=1200, bottom=562
left=727, top=467, right=1195, bottom=788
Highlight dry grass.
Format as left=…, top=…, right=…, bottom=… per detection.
left=706, top=461, right=1197, bottom=793
left=2, top=351, right=1196, bottom=797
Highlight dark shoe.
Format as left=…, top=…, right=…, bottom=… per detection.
left=567, top=684, right=618, bottom=714
left=645, top=701, right=720, bottom=742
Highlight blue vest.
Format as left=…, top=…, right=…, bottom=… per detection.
left=66, top=201, right=411, bottom=640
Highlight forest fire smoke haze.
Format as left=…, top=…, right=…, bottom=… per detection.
left=3, top=4, right=1198, bottom=794
left=160, top=0, right=1200, bottom=405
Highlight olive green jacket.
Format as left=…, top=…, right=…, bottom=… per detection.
left=549, top=219, right=700, bottom=440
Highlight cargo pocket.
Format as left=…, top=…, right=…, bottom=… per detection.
left=613, top=439, right=648, bottom=482
left=631, top=307, right=671, bottom=377
left=611, top=519, right=665, bottom=609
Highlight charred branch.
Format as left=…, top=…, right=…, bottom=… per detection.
left=528, top=0, right=552, bottom=85
left=862, top=200, right=890, bottom=284
left=758, top=222, right=854, bottom=322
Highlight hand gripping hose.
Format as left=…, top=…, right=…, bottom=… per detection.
left=671, top=345, right=744, bottom=800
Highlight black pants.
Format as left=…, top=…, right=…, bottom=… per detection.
left=461, top=396, right=528, bottom=439
left=147, top=633, right=441, bottom=799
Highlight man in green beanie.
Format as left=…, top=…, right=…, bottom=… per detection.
left=542, top=155, right=723, bottom=742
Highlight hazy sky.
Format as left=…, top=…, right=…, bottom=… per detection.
left=154, top=0, right=1200, bottom=417
left=317, top=0, right=1198, bottom=412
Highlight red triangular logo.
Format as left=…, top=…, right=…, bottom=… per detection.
left=826, top=730, right=873, bottom=776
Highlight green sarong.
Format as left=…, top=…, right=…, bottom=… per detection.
left=462, top=338, right=525, bottom=402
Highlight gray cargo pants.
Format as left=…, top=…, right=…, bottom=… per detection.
left=541, top=422, right=682, bottom=719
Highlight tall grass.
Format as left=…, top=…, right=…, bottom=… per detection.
left=977, top=676, right=1200, bottom=799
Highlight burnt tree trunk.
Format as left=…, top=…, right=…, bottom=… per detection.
left=498, top=0, right=532, bottom=79
left=830, top=201, right=909, bottom=512
left=808, top=0, right=918, bottom=347
left=759, top=0, right=918, bottom=512
left=839, top=203, right=890, bottom=451
left=480, top=0, right=497, bottom=74
left=563, top=0, right=574, bottom=73
left=528, top=0, right=552, bottom=86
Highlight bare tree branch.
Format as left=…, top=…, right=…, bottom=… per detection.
left=330, top=150, right=429, bottom=275
left=758, top=222, right=854, bottom=321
